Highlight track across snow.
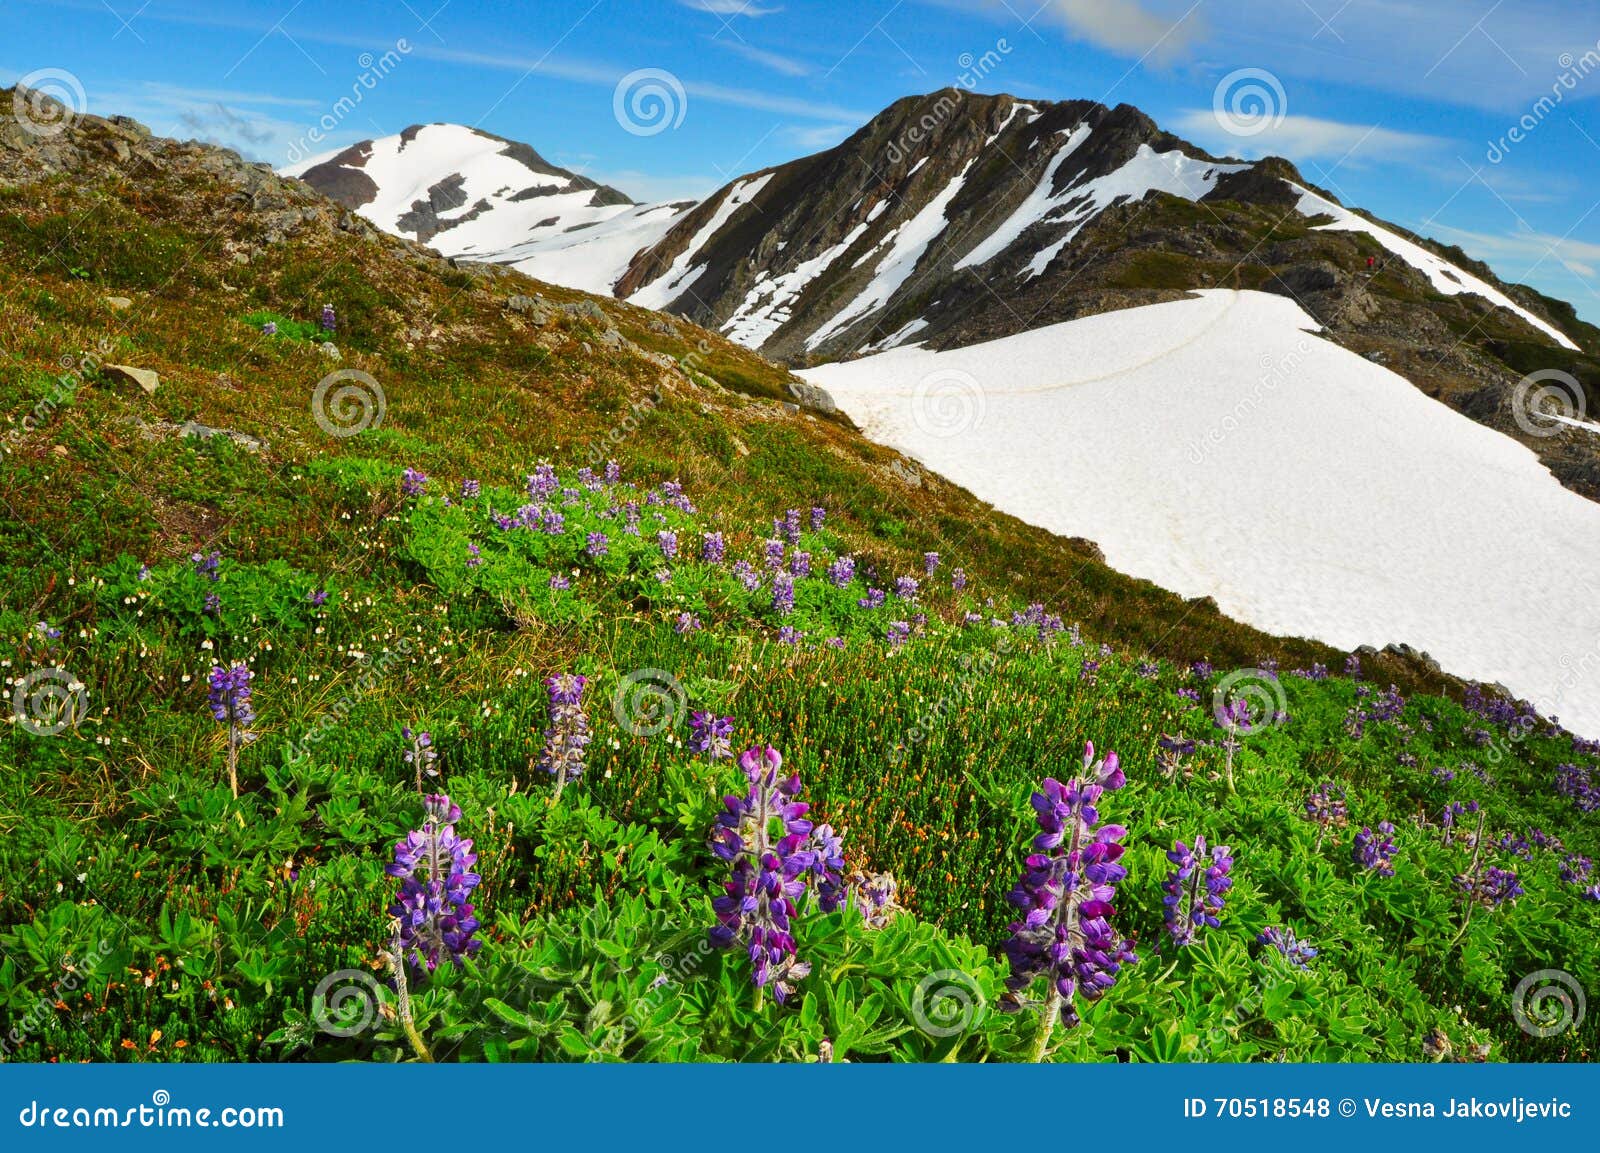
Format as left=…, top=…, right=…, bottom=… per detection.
left=800, top=289, right=1600, bottom=736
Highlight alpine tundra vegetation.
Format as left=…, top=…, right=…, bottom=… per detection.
left=0, top=87, right=1596, bottom=1065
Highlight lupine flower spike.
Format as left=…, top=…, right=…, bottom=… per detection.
left=1352, top=821, right=1398, bottom=877
left=1161, top=836, right=1233, bottom=948
left=1002, top=742, right=1137, bottom=1061
left=688, top=711, right=734, bottom=760
left=402, top=726, right=439, bottom=793
left=384, top=793, right=481, bottom=1061
left=709, top=746, right=844, bottom=1005
left=538, top=674, right=591, bottom=800
left=207, top=661, right=254, bottom=798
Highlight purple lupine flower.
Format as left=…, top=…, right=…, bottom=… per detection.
left=209, top=661, right=254, bottom=797
left=192, top=550, right=221, bottom=582
left=1528, top=827, right=1562, bottom=852
left=1156, top=734, right=1197, bottom=780
left=674, top=611, right=701, bottom=635
left=780, top=508, right=802, bottom=545
left=825, top=636, right=846, bottom=650
left=465, top=543, right=482, bottom=568
left=764, top=538, right=786, bottom=571
left=1456, top=864, right=1522, bottom=908
left=1001, top=743, right=1137, bottom=1030
left=1162, top=836, right=1233, bottom=947
left=1136, top=661, right=1160, bottom=680
left=204, top=591, right=222, bottom=618
left=401, top=725, right=439, bottom=791
left=527, top=462, right=559, bottom=500
left=789, top=550, right=811, bottom=579
left=307, top=588, right=328, bottom=607
left=709, top=746, right=841, bottom=1002
left=772, top=572, right=795, bottom=616
left=460, top=479, right=480, bottom=500
left=886, top=620, right=910, bottom=649
left=576, top=466, right=600, bottom=491
left=1177, top=687, right=1201, bottom=704
left=208, top=661, right=254, bottom=728
left=400, top=468, right=428, bottom=497
left=951, top=567, right=967, bottom=591
left=732, top=560, right=761, bottom=592
left=701, top=532, right=725, bottom=563
left=604, top=460, right=622, bottom=484
left=848, top=870, right=901, bottom=927
left=319, top=303, right=337, bottom=332
left=1352, top=821, right=1398, bottom=877
left=778, top=625, right=803, bottom=646
left=1214, top=695, right=1254, bottom=791
left=1257, top=925, right=1317, bottom=969
left=1344, top=654, right=1361, bottom=678
left=549, top=574, right=571, bottom=591
left=261, top=320, right=278, bottom=336
left=658, top=480, right=694, bottom=514
left=585, top=532, right=609, bottom=559
left=1190, top=660, right=1214, bottom=680
left=137, top=564, right=151, bottom=581
left=827, top=555, right=855, bottom=587
left=657, top=530, right=679, bottom=560
left=858, top=587, right=885, bottom=609
left=1432, top=766, right=1456, bottom=783
left=810, top=506, right=826, bottom=531
left=688, top=711, right=733, bottom=760
left=923, top=552, right=940, bottom=575
left=538, top=674, right=591, bottom=797
left=1079, top=658, right=1100, bottom=687
left=1560, top=854, right=1593, bottom=887
left=894, top=575, right=919, bottom=600
left=1304, top=783, right=1348, bottom=842
left=1555, top=763, right=1600, bottom=812
left=386, top=794, right=481, bottom=971
left=1497, top=831, right=1532, bottom=859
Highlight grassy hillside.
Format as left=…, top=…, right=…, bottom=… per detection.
left=1, top=95, right=1595, bottom=1063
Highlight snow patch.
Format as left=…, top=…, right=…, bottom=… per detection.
left=800, top=289, right=1600, bottom=737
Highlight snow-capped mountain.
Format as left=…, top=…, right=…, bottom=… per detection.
left=286, top=123, right=691, bottom=282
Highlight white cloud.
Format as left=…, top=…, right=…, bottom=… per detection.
left=1042, top=0, right=1206, bottom=62
left=712, top=39, right=810, bottom=77
left=1172, top=109, right=1450, bottom=163
left=782, top=122, right=857, bottom=150
left=679, top=0, right=783, bottom=16
left=1431, top=222, right=1600, bottom=285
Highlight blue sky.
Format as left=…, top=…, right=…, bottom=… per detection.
left=7, top=0, right=1600, bottom=321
